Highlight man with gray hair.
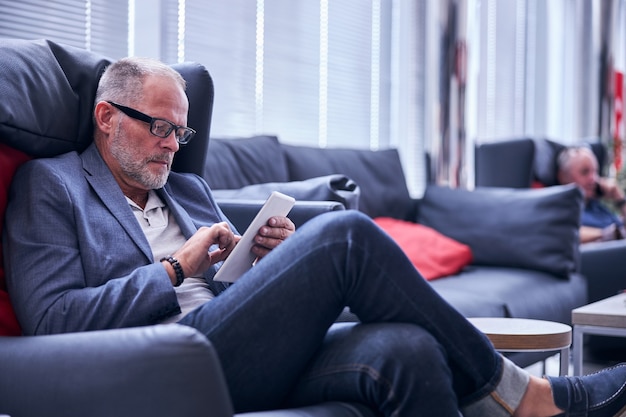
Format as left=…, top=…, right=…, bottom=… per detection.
left=557, top=145, right=626, bottom=243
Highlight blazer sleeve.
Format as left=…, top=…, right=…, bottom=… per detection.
left=4, top=157, right=181, bottom=335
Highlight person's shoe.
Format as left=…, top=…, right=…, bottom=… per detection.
left=547, top=363, right=626, bottom=417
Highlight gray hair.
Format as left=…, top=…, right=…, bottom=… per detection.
left=95, top=56, right=186, bottom=106
left=557, top=145, right=597, bottom=174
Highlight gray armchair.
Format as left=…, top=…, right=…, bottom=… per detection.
left=0, top=325, right=232, bottom=417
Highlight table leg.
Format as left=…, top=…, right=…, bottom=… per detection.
left=559, top=347, right=569, bottom=376
left=573, top=326, right=583, bottom=376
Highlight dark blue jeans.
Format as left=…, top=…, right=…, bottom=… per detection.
left=179, top=210, right=526, bottom=416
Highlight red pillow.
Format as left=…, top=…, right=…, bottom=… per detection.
left=0, top=142, right=31, bottom=336
left=0, top=290, right=20, bottom=336
left=374, top=217, right=473, bottom=281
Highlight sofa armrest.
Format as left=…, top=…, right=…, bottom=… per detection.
left=580, top=239, right=626, bottom=302
left=218, top=199, right=345, bottom=231
left=0, top=324, right=233, bottom=417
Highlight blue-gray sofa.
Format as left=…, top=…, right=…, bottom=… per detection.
left=206, top=135, right=589, bottom=369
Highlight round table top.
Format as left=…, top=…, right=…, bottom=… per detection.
left=467, top=317, right=572, bottom=351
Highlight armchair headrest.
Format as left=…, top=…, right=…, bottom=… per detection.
left=0, top=39, right=110, bottom=157
left=534, top=137, right=607, bottom=187
left=0, top=39, right=213, bottom=176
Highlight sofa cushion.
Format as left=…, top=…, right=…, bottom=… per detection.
left=213, top=174, right=360, bottom=211
left=429, top=283, right=509, bottom=318
left=0, top=39, right=110, bottom=157
left=0, top=142, right=30, bottom=336
left=430, top=266, right=588, bottom=324
left=374, top=217, right=472, bottom=280
left=417, top=184, right=582, bottom=278
left=282, top=144, right=414, bottom=219
left=204, top=136, right=290, bottom=190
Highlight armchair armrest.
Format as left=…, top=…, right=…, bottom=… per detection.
left=0, top=324, right=233, bottom=417
left=580, top=239, right=626, bottom=302
left=218, top=199, right=345, bottom=231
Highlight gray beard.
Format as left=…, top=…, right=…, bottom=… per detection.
left=110, top=124, right=171, bottom=190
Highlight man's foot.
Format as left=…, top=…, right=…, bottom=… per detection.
left=547, top=363, right=626, bottom=417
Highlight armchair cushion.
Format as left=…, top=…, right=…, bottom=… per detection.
left=0, top=291, right=20, bottom=336
left=417, top=184, right=583, bottom=278
left=0, top=142, right=30, bottom=335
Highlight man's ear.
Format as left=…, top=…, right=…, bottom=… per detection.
left=94, top=101, right=115, bottom=135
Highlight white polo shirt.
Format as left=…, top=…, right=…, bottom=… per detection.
left=127, top=190, right=215, bottom=323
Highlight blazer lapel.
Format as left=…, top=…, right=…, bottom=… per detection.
left=157, top=187, right=198, bottom=239
left=81, top=144, right=154, bottom=262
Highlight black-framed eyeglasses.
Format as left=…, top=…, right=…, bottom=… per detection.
left=106, top=101, right=196, bottom=145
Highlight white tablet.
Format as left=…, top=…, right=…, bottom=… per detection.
left=213, top=191, right=296, bottom=282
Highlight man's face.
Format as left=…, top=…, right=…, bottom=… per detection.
left=109, top=118, right=173, bottom=190
left=563, top=151, right=598, bottom=199
left=103, top=75, right=189, bottom=195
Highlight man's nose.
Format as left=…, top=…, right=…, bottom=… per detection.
left=162, top=131, right=180, bottom=152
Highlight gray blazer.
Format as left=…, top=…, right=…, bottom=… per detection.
left=4, top=143, right=231, bottom=335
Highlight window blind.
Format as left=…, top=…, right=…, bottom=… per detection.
left=164, top=0, right=393, bottom=151
left=0, top=0, right=129, bottom=59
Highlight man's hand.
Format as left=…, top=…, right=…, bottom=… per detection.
left=163, top=222, right=238, bottom=285
left=598, top=177, right=625, bottom=202
left=251, top=216, right=295, bottom=259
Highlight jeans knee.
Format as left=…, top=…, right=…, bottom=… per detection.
left=324, top=322, right=450, bottom=383
left=370, top=323, right=449, bottom=375
left=290, top=323, right=458, bottom=415
left=307, top=210, right=380, bottom=242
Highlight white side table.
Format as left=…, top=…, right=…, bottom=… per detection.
left=468, top=317, right=572, bottom=376
left=571, top=293, right=626, bottom=376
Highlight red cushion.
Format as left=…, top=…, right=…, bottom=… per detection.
left=374, top=217, right=473, bottom=281
left=0, top=290, right=20, bottom=336
left=0, top=142, right=31, bottom=335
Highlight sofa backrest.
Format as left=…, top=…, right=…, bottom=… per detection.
left=204, top=136, right=415, bottom=219
left=204, top=135, right=290, bottom=189
left=282, top=144, right=414, bottom=219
